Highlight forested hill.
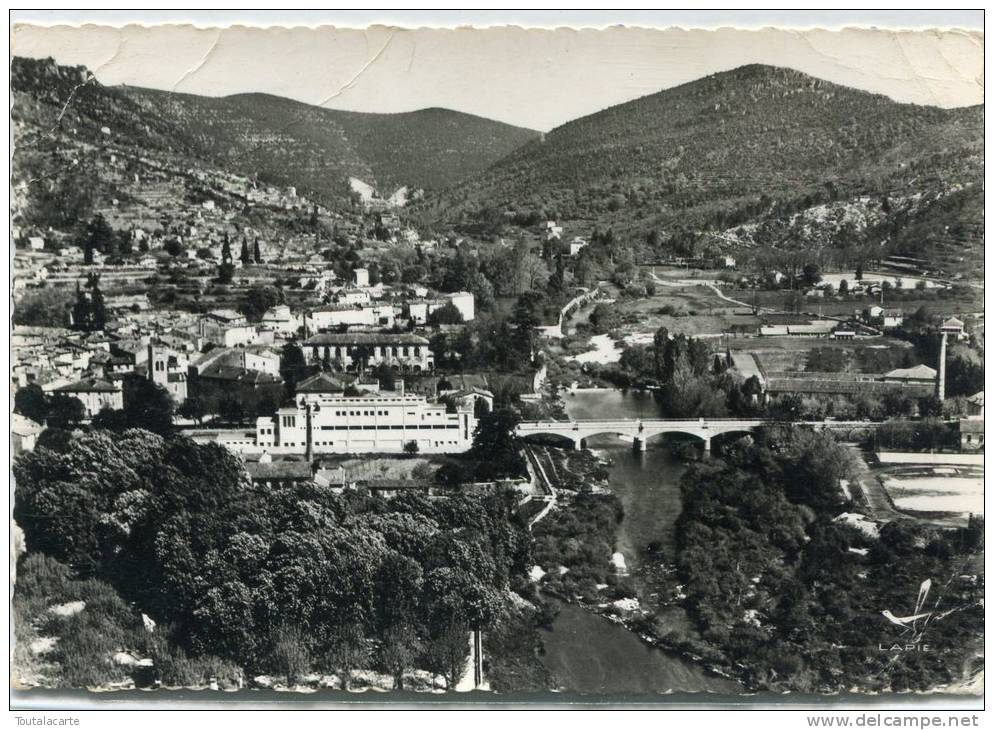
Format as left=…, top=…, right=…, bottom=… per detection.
left=417, top=64, right=982, bottom=241
left=11, top=56, right=539, bottom=204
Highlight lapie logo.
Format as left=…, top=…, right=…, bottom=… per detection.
left=878, top=579, right=933, bottom=651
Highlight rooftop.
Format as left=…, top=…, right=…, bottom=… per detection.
left=55, top=377, right=120, bottom=393
left=296, top=372, right=348, bottom=393
left=883, top=365, right=937, bottom=380
left=245, top=461, right=313, bottom=481
left=304, top=332, right=429, bottom=346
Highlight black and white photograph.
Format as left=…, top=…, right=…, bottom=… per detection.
left=8, top=9, right=985, bottom=715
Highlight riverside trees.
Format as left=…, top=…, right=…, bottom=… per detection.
left=13, top=428, right=530, bottom=686
left=675, top=425, right=984, bottom=693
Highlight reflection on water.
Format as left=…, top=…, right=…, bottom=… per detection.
left=563, top=388, right=663, bottom=420
left=539, top=603, right=739, bottom=695
left=535, top=389, right=741, bottom=695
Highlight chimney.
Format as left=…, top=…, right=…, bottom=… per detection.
left=304, top=402, right=314, bottom=463
left=936, top=333, right=947, bottom=402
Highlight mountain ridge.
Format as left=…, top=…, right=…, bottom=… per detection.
left=10, top=55, right=541, bottom=204
left=415, top=64, right=982, bottom=244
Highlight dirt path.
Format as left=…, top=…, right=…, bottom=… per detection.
left=848, top=446, right=907, bottom=522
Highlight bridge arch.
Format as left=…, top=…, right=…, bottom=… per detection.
left=518, top=431, right=582, bottom=450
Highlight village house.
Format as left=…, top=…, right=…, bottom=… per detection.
left=261, top=305, right=300, bottom=336
left=54, top=377, right=124, bottom=417
left=865, top=306, right=904, bottom=329
left=940, top=317, right=967, bottom=340
left=245, top=455, right=313, bottom=489
left=12, top=413, right=44, bottom=455
left=881, top=364, right=938, bottom=386
left=197, top=310, right=262, bottom=348
left=957, top=419, right=984, bottom=452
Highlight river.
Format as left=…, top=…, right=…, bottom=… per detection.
left=536, top=389, right=741, bottom=695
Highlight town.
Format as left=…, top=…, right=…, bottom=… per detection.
left=9, top=51, right=984, bottom=699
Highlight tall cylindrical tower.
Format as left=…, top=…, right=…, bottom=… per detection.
left=936, top=333, right=947, bottom=402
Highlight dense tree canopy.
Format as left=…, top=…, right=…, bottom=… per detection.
left=14, top=428, right=530, bottom=677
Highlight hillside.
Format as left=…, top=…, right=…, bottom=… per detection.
left=10, top=56, right=539, bottom=206
left=417, top=64, right=983, bottom=267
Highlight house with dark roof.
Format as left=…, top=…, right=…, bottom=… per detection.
left=54, top=377, right=123, bottom=416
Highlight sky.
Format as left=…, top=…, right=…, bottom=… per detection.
left=11, top=14, right=984, bottom=132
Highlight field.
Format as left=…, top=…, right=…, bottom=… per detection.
left=880, top=465, right=984, bottom=526
left=610, top=284, right=761, bottom=339
left=727, top=336, right=916, bottom=374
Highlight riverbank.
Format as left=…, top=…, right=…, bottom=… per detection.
left=516, top=387, right=747, bottom=693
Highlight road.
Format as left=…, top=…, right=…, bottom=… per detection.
left=847, top=445, right=907, bottom=523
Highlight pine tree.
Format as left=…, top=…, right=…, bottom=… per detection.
left=221, top=233, right=232, bottom=264
left=90, top=284, right=107, bottom=331
left=253, top=238, right=262, bottom=264
left=240, top=236, right=251, bottom=265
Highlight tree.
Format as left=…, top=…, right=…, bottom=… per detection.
left=325, top=625, right=370, bottom=691
left=46, top=394, right=85, bottom=429
left=269, top=624, right=311, bottom=686
left=90, top=282, right=107, bottom=331
left=589, top=303, right=621, bottom=334
left=14, top=384, right=50, bottom=424
left=253, top=238, right=262, bottom=264
left=427, top=302, right=464, bottom=326
left=239, top=237, right=251, bottom=266
left=373, top=362, right=396, bottom=391
left=802, top=263, right=821, bottom=286
left=239, top=286, right=281, bottom=322
left=178, top=395, right=208, bottom=424
left=470, top=409, right=525, bottom=480
left=918, top=395, right=944, bottom=418
left=855, top=263, right=864, bottom=281
left=216, top=262, right=235, bottom=285
left=82, top=213, right=113, bottom=265
left=219, top=397, right=246, bottom=424
left=280, top=341, right=309, bottom=397
left=12, top=287, right=73, bottom=328
left=125, top=379, right=174, bottom=434
left=222, top=234, right=233, bottom=264
left=378, top=623, right=421, bottom=690
left=424, top=621, right=470, bottom=689
left=838, top=279, right=849, bottom=296
left=403, top=440, right=420, bottom=455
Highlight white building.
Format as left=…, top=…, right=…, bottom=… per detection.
left=261, top=305, right=300, bottom=336
left=302, top=332, right=433, bottom=372
left=53, top=377, right=124, bottom=417
left=306, top=304, right=395, bottom=331
left=354, top=268, right=370, bottom=287
left=198, top=310, right=261, bottom=347
left=202, top=373, right=475, bottom=456
left=443, top=291, right=475, bottom=322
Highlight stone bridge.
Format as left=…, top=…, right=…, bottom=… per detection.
left=516, top=418, right=875, bottom=452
